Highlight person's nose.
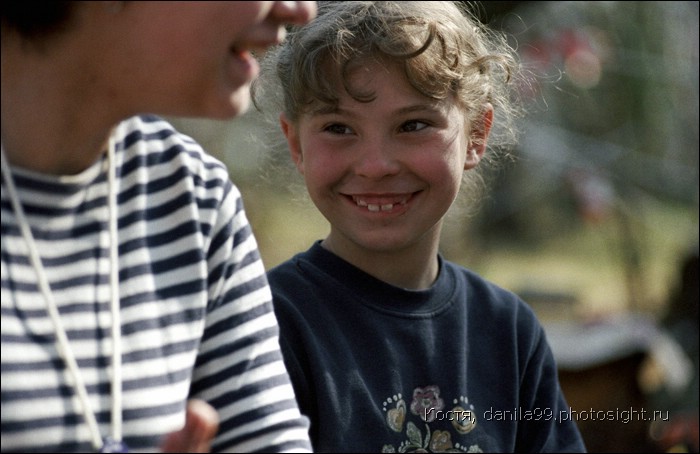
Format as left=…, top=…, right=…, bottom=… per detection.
left=353, top=139, right=401, bottom=180
left=270, top=1, right=317, bottom=26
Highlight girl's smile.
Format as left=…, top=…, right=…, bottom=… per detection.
left=281, top=57, right=477, bottom=264
left=344, top=192, right=418, bottom=215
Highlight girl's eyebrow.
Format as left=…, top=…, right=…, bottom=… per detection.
left=310, top=103, right=445, bottom=117
left=309, top=104, right=344, bottom=116
left=395, top=104, right=446, bottom=116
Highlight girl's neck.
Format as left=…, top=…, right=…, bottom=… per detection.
left=321, top=233, right=441, bottom=290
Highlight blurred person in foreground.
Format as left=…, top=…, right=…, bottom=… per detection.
left=253, top=1, right=586, bottom=452
left=1, top=1, right=316, bottom=452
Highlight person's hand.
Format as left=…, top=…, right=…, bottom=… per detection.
left=160, top=399, right=220, bottom=453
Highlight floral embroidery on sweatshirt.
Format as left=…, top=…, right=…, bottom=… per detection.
left=381, top=386, right=481, bottom=453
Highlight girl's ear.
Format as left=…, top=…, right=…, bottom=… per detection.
left=465, top=104, right=494, bottom=170
left=279, top=112, right=304, bottom=175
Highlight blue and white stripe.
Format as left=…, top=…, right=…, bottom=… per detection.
left=1, top=115, right=311, bottom=452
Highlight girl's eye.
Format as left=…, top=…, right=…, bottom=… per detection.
left=324, top=123, right=353, bottom=135
left=400, top=120, right=429, bottom=132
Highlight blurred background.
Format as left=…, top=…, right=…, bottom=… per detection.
left=169, top=2, right=698, bottom=452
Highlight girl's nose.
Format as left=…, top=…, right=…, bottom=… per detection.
left=271, top=1, right=317, bottom=26
left=353, top=142, right=401, bottom=179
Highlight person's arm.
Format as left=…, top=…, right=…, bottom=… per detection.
left=515, top=316, right=587, bottom=452
left=189, top=180, right=311, bottom=453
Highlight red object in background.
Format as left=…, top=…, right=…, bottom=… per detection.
left=650, top=411, right=699, bottom=453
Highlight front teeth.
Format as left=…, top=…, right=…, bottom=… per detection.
left=355, top=198, right=407, bottom=212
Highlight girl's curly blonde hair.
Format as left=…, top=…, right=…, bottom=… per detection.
left=253, top=1, right=525, bottom=208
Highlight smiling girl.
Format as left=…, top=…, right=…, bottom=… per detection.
left=254, top=1, right=586, bottom=452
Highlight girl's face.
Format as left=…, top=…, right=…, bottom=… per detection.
left=282, top=59, right=489, bottom=260
left=105, top=1, right=316, bottom=119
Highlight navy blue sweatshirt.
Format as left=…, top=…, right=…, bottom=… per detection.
left=269, top=241, right=586, bottom=452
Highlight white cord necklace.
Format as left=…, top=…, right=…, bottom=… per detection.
left=0, top=133, right=126, bottom=453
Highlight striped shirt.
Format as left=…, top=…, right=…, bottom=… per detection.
left=1, top=115, right=311, bottom=452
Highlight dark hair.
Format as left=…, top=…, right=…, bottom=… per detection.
left=1, top=1, right=77, bottom=41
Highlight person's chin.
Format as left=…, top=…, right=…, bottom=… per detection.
left=203, top=88, right=251, bottom=120
left=231, top=88, right=250, bottom=117
left=226, top=87, right=252, bottom=118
